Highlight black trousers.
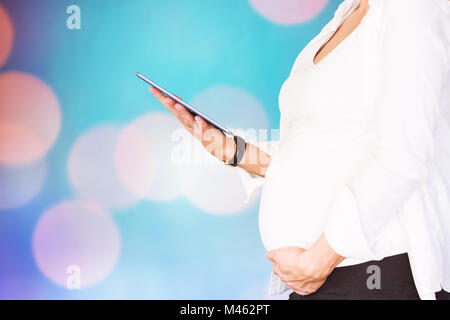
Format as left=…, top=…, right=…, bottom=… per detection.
left=289, top=253, right=450, bottom=300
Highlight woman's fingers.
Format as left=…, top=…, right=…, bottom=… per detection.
left=148, top=88, right=195, bottom=134
left=194, top=117, right=228, bottom=158
left=296, top=290, right=312, bottom=296
left=148, top=87, right=197, bottom=130
left=149, top=86, right=168, bottom=102
left=149, top=87, right=178, bottom=114
left=193, top=115, right=212, bottom=136
left=272, top=263, right=281, bottom=276
left=147, top=87, right=226, bottom=156
left=174, top=103, right=196, bottom=130
left=193, top=116, right=204, bottom=141
left=198, top=116, right=223, bottom=138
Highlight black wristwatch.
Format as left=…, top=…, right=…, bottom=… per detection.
left=226, top=135, right=247, bottom=167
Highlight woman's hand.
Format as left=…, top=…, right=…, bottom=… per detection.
left=149, top=87, right=237, bottom=163
left=266, top=234, right=344, bottom=296
left=149, top=86, right=273, bottom=176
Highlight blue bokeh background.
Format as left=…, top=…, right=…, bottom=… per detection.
left=0, top=0, right=341, bottom=299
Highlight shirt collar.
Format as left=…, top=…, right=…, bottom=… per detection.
left=331, top=0, right=370, bottom=31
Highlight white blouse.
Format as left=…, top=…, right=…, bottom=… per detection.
left=238, top=0, right=450, bottom=300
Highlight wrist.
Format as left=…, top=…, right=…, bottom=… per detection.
left=223, top=135, right=247, bottom=167
left=223, top=136, right=237, bottom=163
left=308, top=234, right=344, bottom=277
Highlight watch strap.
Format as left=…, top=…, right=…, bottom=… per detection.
left=227, top=135, right=246, bottom=167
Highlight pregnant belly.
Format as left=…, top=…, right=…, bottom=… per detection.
left=258, top=134, right=371, bottom=251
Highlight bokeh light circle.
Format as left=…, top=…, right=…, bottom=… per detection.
left=0, top=4, right=14, bottom=67
left=114, top=123, right=155, bottom=200
left=177, top=146, right=255, bottom=215
left=249, top=0, right=328, bottom=25
left=190, top=85, right=268, bottom=131
left=115, top=112, right=183, bottom=201
left=32, top=201, right=121, bottom=288
left=177, top=86, right=268, bottom=215
left=68, top=126, right=138, bottom=209
left=0, top=72, right=61, bottom=165
left=0, top=159, right=47, bottom=211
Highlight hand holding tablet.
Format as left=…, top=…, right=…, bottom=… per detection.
left=137, top=72, right=247, bottom=166
left=137, top=73, right=233, bottom=136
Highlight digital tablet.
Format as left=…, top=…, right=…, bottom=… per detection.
left=137, top=72, right=233, bottom=136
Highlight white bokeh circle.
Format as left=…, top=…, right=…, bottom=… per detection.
left=115, top=112, right=183, bottom=201
left=68, top=126, right=138, bottom=209
left=32, top=201, right=121, bottom=288
left=176, top=144, right=255, bottom=215
left=0, top=159, right=47, bottom=211
left=249, top=0, right=328, bottom=25
left=190, top=85, right=268, bottom=131
left=0, top=72, right=61, bottom=166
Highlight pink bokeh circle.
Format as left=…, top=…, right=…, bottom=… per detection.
left=114, top=123, right=155, bottom=199
left=249, top=0, right=328, bottom=25
left=0, top=72, right=61, bottom=165
left=0, top=4, right=14, bottom=67
left=32, top=201, right=121, bottom=288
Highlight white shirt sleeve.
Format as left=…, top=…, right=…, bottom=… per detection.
left=325, top=0, right=450, bottom=259
left=237, top=140, right=279, bottom=204
left=237, top=110, right=288, bottom=203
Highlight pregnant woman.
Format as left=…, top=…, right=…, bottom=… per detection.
left=149, top=0, right=450, bottom=300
